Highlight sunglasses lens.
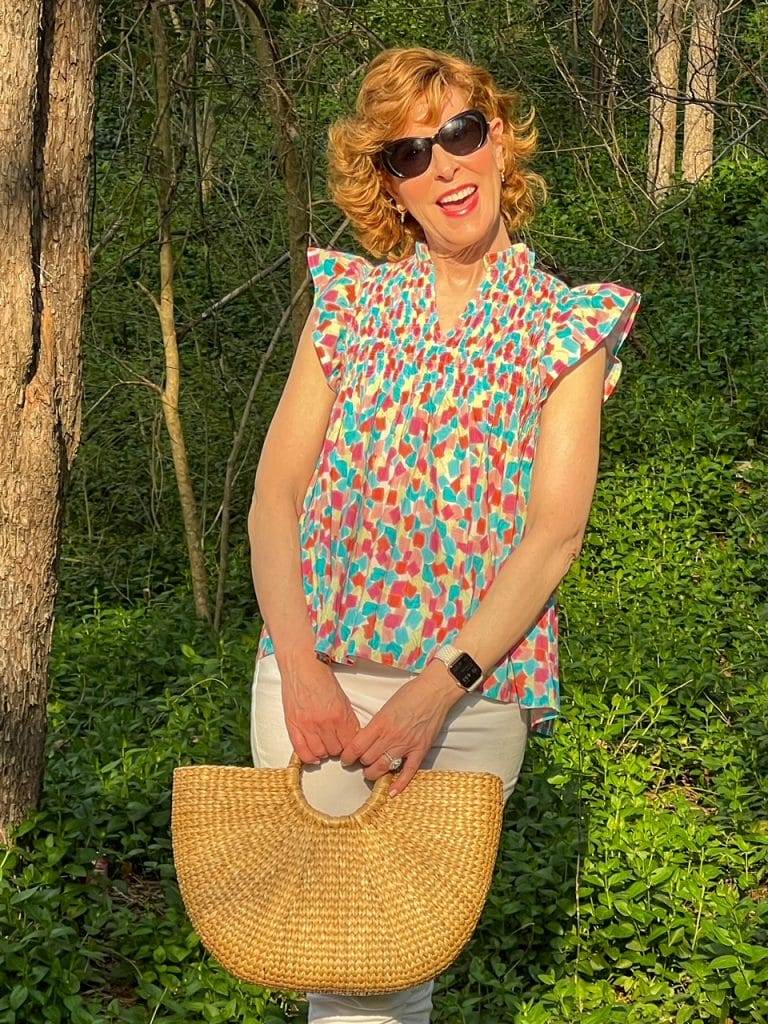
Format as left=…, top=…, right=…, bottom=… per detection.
left=442, top=114, right=485, bottom=156
left=380, top=111, right=487, bottom=179
left=385, top=139, right=431, bottom=178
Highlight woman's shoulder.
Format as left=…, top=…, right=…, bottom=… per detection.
left=307, top=245, right=376, bottom=291
left=524, top=252, right=568, bottom=299
left=306, top=244, right=414, bottom=301
left=526, top=252, right=641, bottom=312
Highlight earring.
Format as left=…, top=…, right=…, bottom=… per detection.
left=389, top=197, right=406, bottom=223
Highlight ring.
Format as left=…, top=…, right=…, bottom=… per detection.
left=383, top=751, right=404, bottom=772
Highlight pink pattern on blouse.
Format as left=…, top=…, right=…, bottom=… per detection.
left=256, top=241, right=641, bottom=737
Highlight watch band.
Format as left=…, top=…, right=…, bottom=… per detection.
left=432, top=644, right=485, bottom=693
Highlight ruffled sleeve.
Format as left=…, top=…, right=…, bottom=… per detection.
left=539, top=273, right=642, bottom=405
left=307, top=246, right=374, bottom=393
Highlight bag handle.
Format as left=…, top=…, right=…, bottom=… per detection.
left=286, top=751, right=396, bottom=826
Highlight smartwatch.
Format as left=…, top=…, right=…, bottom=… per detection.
left=431, top=644, right=485, bottom=693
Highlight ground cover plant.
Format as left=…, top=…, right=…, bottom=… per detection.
left=1, top=159, right=767, bottom=1022
left=1, top=0, right=767, bottom=1015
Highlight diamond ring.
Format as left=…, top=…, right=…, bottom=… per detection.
left=383, top=751, right=404, bottom=772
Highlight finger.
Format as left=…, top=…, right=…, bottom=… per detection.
left=315, top=721, right=344, bottom=757
left=387, top=751, right=425, bottom=798
left=335, top=707, right=362, bottom=752
left=364, top=752, right=405, bottom=783
left=352, top=711, right=399, bottom=766
left=358, top=733, right=394, bottom=767
left=286, top=723, right=324, bottom=764
left=304, top=727, right=338, bottom=762
left=340, top=719, right=382, bottom=766
left=360, top=740, right=404, bottom=780
left=297, top=701, right=359, bottom=760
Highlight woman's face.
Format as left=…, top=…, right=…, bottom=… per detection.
left=381, top=86, right=506, bottom=256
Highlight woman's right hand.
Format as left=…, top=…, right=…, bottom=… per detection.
left=278, top=651, right=361, bottom=764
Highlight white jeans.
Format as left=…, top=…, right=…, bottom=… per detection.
left=250, top=653, right=531, bottom=1024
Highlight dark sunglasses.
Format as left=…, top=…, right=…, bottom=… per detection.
left=377, top=108, right=489, bottom=180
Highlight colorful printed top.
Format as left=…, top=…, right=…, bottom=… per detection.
left=256, top=240, right=641, bottom=736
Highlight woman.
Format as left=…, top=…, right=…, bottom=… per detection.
left=248, top=45, right=641, bottom=1024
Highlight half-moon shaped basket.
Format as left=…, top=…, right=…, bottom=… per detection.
left=171, top=752, right=504, bottom=995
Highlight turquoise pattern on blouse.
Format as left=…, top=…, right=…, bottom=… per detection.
left=256, top=240, right=642, bottom=737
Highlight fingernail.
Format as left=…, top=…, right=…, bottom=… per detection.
left=389, top=788, right=397, bottom=797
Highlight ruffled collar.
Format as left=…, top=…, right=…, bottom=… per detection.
left=411, top=238, right=533, bottom=341
left=413, top=238, right=531, bottom=284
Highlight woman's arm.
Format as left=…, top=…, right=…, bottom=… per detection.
left=445, top=345, right=609, bottom=681
left=248, top=313, right=336, bottom=679
left=249, top=312, right=367, bottom=764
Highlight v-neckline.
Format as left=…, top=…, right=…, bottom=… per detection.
left=415, top=239, right=529, bottom=343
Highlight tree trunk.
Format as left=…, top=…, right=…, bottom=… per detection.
left=682, top=0, right=721, bottom=183
left=590, top=0, right=610, bottom=107
left=242, top=0, right=311, bottom=346
left=149, top=0, right=211, bottom=624
left=0, top=0, right=97, bottom=837
left=647, top=0, right=685, bottom=200
left=198, top=0, right=218, bottom=206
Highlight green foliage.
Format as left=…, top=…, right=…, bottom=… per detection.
left=4, top=0, right=766, bottom=1021
left=5, top=291, right=768, bottom=1020
left=0, top=603, right=293, bottom=1022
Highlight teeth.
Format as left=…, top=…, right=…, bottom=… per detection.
left=439, top=185, right=476, bottom=205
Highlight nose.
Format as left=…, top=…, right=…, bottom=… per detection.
left=430, top=142, right=459, bottom=178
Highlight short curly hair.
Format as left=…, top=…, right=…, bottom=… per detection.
left=326, top=46, right=548, bottom=262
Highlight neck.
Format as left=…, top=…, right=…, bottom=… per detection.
left=422, top=222, right=513, bottom=279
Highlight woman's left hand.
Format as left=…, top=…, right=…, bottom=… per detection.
left=338, top=661, right=464, bottom=797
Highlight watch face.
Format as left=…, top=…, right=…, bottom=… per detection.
left=450, top=652, right=483, bottom=688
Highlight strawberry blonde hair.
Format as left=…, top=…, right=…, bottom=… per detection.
left=326, top=46, right=548, bottom=262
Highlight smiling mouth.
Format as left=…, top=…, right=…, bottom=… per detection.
left=437, top=185, right=478, bottom=207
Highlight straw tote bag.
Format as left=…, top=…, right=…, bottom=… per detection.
left=171, top=750, right=505, bottom=995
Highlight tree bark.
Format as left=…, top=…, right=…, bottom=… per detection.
left=241, top=0, right=311, bottom=346
left=682, top=0, right=721, bottom=182
left=647, top=0, right=685, bottom=200
left=149, top=0, right=211, bottom=624
left=198, top=0, right=218, bottom=206
left=0, top=0, right=97, bottom=836
left=590, top=0, right=611, bottom=107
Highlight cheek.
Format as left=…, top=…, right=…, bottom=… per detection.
left=464, top=145, right=498, bottom=178
left=400, top=177, right=433, bottom=207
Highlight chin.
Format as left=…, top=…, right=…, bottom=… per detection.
left=449, top=221, right=495, bottom=246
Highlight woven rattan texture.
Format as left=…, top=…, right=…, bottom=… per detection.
left=171, top=757, right=504, bottom=995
